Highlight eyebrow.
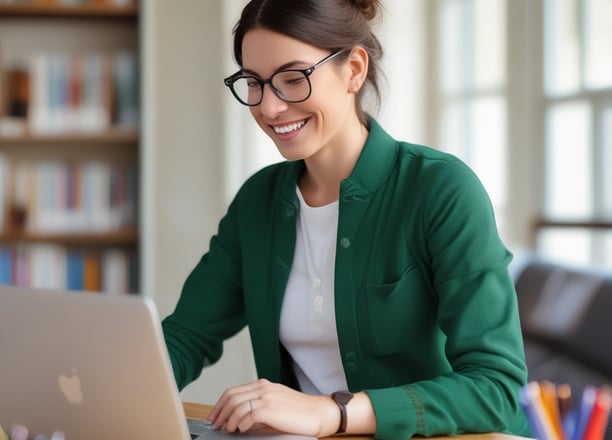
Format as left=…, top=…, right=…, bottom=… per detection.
left=241, top=60, right=311, bottom=77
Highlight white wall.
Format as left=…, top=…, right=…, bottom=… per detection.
left=376, top=0, right=426, bottom=144
left=142, top=0, right=256, bottom=405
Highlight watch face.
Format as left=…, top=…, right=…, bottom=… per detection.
left=333, top=391, right=353, bottom=404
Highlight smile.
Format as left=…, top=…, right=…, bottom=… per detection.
left=272, top=119, right=308, bottom=134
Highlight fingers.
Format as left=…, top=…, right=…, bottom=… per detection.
left=207, top=379, right=334, bottom=436
left=208, top=379, right=270, bottom=432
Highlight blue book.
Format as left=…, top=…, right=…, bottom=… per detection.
left=0, top=247, right=13, bottom=284
left=66, top=251, right=84, bottom=291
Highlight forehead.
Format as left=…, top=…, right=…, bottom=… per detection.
left=241, top=28, right=328, bottom=75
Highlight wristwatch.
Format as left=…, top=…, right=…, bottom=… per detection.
left=331, top=390, right=354, bottom=434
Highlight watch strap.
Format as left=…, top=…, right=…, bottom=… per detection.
left=331, top=391, right=354, bottom=434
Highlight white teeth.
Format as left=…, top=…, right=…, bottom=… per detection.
left=273, top=120, right=306, bottom=134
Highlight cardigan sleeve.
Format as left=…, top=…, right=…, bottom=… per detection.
left=365, top=159, right=529, bottom=439
left=161, top=194, right=247, bottom=390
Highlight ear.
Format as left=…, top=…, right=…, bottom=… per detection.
left=345, top=46, right=369, bottom=93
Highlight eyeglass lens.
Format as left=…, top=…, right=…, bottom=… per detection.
left=232, top=70, right=311, bottom=105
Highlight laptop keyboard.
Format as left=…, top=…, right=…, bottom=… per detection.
left=187, top=419, right=216, bottom=439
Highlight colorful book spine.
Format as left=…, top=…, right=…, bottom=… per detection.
left=28, top=52, right=138, bottom=135
left=0, top=244, right=135, bottom=294
left=66, top=250, right=84, bottom=290
left=0, top=246, right=12, bottom=284
left=8, top=159, right=137, bottom=234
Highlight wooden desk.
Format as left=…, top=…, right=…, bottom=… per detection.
left=183, top=402, right=532, bottom=440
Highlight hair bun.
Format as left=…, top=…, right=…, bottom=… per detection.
left=348, top=0, right=381, bottom=21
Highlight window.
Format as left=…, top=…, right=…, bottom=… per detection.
left=435, top=0, right=509, bottom=235
left=431, top=0, right=612, bottom=269
left=539, top=0, right=612, bottom=267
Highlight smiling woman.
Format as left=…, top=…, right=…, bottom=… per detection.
left=161, top=1, right=530, bottom=438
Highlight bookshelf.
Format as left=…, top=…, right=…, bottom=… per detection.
left=0, top=2, right=138, bottom=18
left=0, top=0, right=140, bottom=294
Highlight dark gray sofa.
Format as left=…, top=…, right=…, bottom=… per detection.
left=512, top=255, right=612, bottom=439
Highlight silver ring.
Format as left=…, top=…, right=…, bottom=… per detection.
left=248, top=399, right=253, bottom=412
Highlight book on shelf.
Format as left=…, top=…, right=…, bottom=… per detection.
left=28, top=52, right=138, bottom=135
left=9, top=158, right=137, bottom=234
left=82, top=250, right=100, bottom=291
left=0, top=243, right=138, bottom=294
left=0, top=153, right=7, bottom=233
left=0, top=44, right=5, bottom=118
left=113, top=51, right=139, bottom=129
left=0, top=51, right=138, bottom=137
left=0, top=245, right=11, bottom=283
left=0, top=47, right=30, bottom=137
left=66, top=248, right=83, bottom=289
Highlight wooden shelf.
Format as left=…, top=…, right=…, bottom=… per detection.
left=0, top=129, right=138, bottom=146
left=0, top=228, right=139, bottom=245
left=0, top=2, right=138, bottom=19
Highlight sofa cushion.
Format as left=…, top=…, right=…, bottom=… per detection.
left=568, top=280, right=612, bottom=377
left=514, top=261, right=553, bottom=323
left=516, top=262, right=604, bottom=346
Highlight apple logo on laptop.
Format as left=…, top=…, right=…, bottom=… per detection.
left=58, top=369, right=84, bottom=405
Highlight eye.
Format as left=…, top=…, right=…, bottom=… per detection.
left=280, top=73, right=306, bottom=87
left=286, top=77, right=306, bottom=86
left=246, top=78, right=261, bottom=89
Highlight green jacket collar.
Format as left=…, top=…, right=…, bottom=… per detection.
left=280, top=118, right=398, bottom=207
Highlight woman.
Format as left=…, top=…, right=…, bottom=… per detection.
left=162, top=0, right=530, bottom=438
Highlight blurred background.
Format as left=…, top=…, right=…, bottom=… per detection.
left=0, top=0, right=611, bottom=404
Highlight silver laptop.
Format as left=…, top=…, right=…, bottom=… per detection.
left=0, top=286, right=315, bottom=440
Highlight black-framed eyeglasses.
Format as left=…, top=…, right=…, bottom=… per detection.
left=223, top=50, right=346, bottom=107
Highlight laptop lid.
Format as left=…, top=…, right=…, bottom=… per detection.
left=0, top=285, right=191, bottom=440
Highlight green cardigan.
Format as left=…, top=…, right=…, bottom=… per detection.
left=162, top=119, right=529, bottom=439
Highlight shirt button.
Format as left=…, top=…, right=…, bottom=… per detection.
left=340, top=237, right=351, bottom=248
left=314, top=295, right=324, bottom=307
left=311, top=278, right=322, bottom=289
left=345, top=352, right=357, bottom=362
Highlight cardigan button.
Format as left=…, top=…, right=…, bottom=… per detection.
left=340, top=237, right=351, bottom=248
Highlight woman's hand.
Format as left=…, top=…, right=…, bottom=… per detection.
left=207, top=379, right=341, bottom=437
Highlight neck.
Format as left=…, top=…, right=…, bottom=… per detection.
left=299, top=117, right=368, bottom=207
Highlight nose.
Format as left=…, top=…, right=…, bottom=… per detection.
left=258, top=83, right=289, bottom=117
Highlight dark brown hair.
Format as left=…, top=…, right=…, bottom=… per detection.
left=232, top=0, right=384, bottom=125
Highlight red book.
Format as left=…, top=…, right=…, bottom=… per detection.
left=582, top=389, right=612, bottom=440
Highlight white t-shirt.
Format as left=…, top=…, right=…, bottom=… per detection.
left=278, top=188, right=348, bottom=395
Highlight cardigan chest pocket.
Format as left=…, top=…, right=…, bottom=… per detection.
left=364, top=265, right=437, bottom=356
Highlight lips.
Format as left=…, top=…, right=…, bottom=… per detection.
left=272, top=118, right=308, bottom=134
